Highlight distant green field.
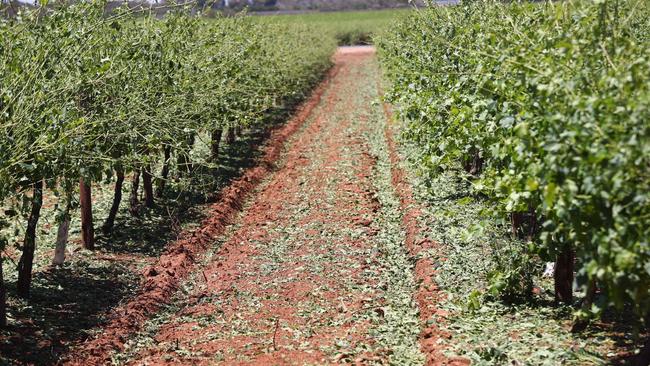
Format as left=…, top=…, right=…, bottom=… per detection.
left=254, top=9, right=411, bottom=45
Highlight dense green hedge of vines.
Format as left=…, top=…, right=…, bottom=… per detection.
left=0, top=2, right=333, bottom=197
left=0, top=1, right=335, bottom=310
left=378, top=0, right=649, bottom=322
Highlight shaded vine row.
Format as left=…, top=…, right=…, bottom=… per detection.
left=0, top=1, right=335, bottom=326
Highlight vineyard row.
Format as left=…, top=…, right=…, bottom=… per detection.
left=378, top=0, right=649, bottom=327
left=0, top=2, right=335, bottom=326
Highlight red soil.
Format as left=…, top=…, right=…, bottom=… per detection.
left=63, top=64, right=339, bottom=366
left=381, top=100, right=469, bottom=366
left=125, top=46, right=386, bottom=366
left=63, top=46, right=455, bottom=365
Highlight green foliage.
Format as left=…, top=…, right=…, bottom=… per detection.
left=0, top=2, right=335, bottom=249
left=486, top=242, right=535, bottom=303
left=378, top=0, right=650, bottom=321
left=401, top=162, right=626, bottom=363
left=254, top=9, right=410, bottom=45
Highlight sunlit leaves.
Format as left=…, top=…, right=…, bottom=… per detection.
left=378, top=0, right=650, bottom=321
left=0, top=4, right=335, bottom=251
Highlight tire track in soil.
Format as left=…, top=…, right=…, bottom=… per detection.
left=91, top=47, right=439, bottom=365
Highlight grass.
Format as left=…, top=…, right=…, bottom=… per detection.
left=252, top=9, right=411, bottom=45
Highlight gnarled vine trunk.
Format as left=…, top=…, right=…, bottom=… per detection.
left=52, top=198, right=72, bottom=266
left=102, top=167, right=124, bottom=235
left=79, top=178, right=94, bottom=250
left=462, top=148, right=483, bottom=176
left=156, top=146, right=171, bottom=198
left=554, top=246, right=574, bottom=304
left=17, top=180, right=43, bottom=298
left=129, top=170, right=141, bottom=217
left=211, top=128, right=223, bottom=162
left=142, top=166, right=154, bottom=208
left=226, top=127, right=236, bottom=144
left=511, top=205, right=538, bottom=241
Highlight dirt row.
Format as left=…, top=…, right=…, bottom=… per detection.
left=62, top=65, right=338, bottom=365
left=65, top=47, right=454, bottom=365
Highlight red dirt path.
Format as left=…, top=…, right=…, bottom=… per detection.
left=126, top=46, right=387, bottom=366
left=66, top=47, right=451, bottom=365
left=64, top=63, right=338, bottom=366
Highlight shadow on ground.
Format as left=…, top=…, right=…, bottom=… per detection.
left=97, top=125, right=271, bottom=257
left=1, top=261, right=138, bottom=365
left=0, top=124, right=281, bottom=365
